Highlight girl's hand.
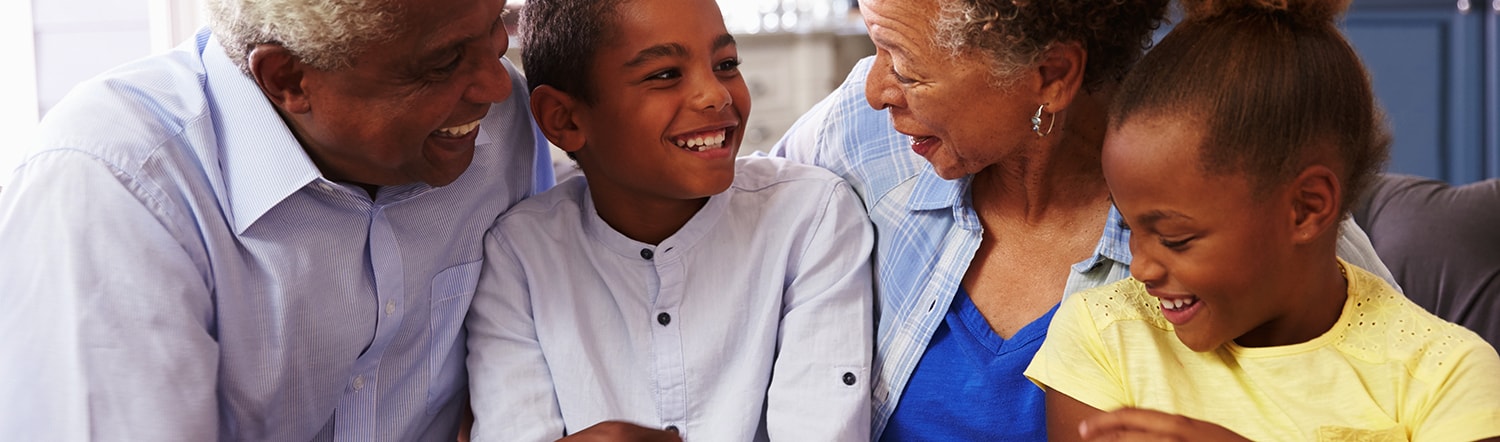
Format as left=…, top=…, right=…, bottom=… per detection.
left=1079, top=407, right=1251, bottom=442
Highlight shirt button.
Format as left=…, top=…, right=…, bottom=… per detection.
left=640, top=248, right=654, bottom=260
left=385, top=301, right=396, bottom=316
left=665, top=425, right=679, bottom=433
left=842, top=372, right=857, bottom=386
left=657, top=312, right=671, bottom=326
left=352, top=375, right=366, bottom=391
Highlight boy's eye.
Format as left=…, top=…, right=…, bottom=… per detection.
left=715, top=58, right=742, bottom=72
left=646, top=68, right=681, bottom=81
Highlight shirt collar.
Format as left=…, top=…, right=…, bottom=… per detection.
left=907, top=163, right=970, bottom=211
left=1072, top=204, right=1134, bottom=273
left=202, top=32, right=323, bottom=235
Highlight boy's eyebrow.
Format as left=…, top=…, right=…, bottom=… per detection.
left=625, top=43, right=689, bottom=68
left=712, top=33, right=737, bottom=51
left=623, top=34, right=737, bottom=68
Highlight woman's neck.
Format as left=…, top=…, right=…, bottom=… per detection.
left=971, top=89, right=1112, bottom=225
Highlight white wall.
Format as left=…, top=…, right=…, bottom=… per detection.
left=0, top=0, right=39, bottom=186
left=2, top=0, right=198, bottom=186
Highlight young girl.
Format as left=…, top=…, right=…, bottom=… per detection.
left=1024, top=0, right=1500, bottom=440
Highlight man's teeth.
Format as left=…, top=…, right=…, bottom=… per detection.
left=1162, top=297, right=1199, bottom=311
left=672, top=130, right=727, bottom=152
left=435, top=120, right=482, bottom=138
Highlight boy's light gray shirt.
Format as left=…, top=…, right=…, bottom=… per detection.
left=467, top=156, right=875, bottom=441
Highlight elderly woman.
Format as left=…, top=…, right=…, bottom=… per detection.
left=771, top=0, right=1397, bottom=439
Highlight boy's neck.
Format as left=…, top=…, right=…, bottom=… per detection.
left=589, top=187, right=710, bottom=245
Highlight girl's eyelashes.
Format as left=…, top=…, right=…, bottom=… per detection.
left=1159, top=236, right=1194, bottom=250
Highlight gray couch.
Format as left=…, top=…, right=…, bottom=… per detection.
left=1353, top=174, right=1500, bottom=346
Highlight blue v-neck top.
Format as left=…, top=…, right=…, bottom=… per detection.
left=879, top=287, right=1060, bottom=441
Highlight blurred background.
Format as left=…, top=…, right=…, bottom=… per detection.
left=1, top=0, right=1497, bottom=186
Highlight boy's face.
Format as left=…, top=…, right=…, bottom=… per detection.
left=1103, top=117, right=1305, bottom=352
left=570, top=0, right=749, bottom=204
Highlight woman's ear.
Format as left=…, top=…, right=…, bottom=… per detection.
left=248, top=44, right=311, bottom=114
left=1036, top=41, right=1088, bottom=113
left=530, top=85, right=587, bottom=154
left=1288, top=165, right=1343, bottom=245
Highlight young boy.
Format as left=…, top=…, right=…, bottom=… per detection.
left=1024, top=0, right=1500, bottom=440
left=464, top=0, right=874, bottom=440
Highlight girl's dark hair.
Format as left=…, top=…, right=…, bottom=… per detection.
left=519, top=0, right=624, bottom=104
left=1111, top=0, right=1390, bottom=212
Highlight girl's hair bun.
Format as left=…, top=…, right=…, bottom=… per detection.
left=1180, top=0, right=1350, bottom=24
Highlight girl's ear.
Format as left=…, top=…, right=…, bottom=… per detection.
left=1288, top=165, right=1343, bottom=244
left=530, top=86, right=587, bottom=153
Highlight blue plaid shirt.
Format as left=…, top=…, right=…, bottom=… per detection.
left=769, top=56, right=1397, bottom=439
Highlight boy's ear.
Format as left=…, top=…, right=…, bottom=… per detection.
left=1036, top=41, right=1087, bottom=114
left=530, top=85, right=587, bottom=153
left=1287, top=165, right=1342, bottom=245
left=248, top=44, right=311, bottom=114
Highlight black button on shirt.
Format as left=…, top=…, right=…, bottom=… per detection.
left=842, top=372, right=857, bottom=385
left=640, top=248, right=653, bottom=260
left=657, top=312, right=671, bottom=326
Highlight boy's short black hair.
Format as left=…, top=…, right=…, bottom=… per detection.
left=519, top=0, right=625, bottom=104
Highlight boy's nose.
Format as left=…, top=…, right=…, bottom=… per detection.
left=691, top=76, right=733, bottom=111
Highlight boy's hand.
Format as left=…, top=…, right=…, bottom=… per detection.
left=558, top=421, right=682, bottom=442
left=1079, top=408, right=1251, bottom=442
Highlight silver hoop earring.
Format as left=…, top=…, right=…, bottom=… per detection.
left=1031, top=103, right=1056, bottom=137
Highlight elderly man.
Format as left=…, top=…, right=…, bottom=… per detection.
left=0, top=0, right=550, bottom=440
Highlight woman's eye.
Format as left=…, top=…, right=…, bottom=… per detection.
left=891, top=67, right=916, bottom=85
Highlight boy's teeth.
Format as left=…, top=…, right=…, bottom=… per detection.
left=673, top=130, right=728, bottom=151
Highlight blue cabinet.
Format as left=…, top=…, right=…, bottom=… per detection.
left=1342, top=0, right=1497, bottom=184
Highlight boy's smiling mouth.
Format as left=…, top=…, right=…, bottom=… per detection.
left=671, top=128, right=730, bottom=152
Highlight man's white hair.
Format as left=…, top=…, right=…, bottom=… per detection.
left=207, top=0, right=400, bottom=74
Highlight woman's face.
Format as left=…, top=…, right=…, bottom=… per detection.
left=859, top=0, right=1041, bottom=179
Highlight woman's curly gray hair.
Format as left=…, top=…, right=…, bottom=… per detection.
left=207, top=0, right=401, bottom=74
left=933, top=0, right=1170, bottom=91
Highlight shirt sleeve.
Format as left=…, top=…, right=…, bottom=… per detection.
left=466, top=227, right=566, bottom=442
left=764, top=180, right=875, bottom=441
left=0, top=151, right=218, bottom=440
left=1336, top=217, right=1401, bottom=293
left=1409, top=335, right=1500, bottom=442
left=1024, top=287, right=1130, bottom=412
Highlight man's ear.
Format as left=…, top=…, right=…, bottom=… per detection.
left=1035, top=41, right=1087, bottom=114
left=530, top=85, right=587, bottom=153
left=248, top=44, right=311, bottom=114
left=1287, top=165, right=1342, bottom=245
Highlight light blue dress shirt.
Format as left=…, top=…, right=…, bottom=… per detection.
left=770, top=56, right=1398, bottom=439
left=467, top=157, right=874, bottom=441
left=0, top=29, right=552, bottom=441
